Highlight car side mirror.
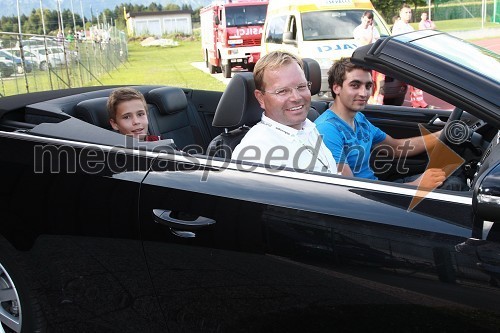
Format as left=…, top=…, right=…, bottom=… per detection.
left=283, top=31, right=296, bottom=45
left=457, top=163, right=500, bottom=279
left=474, top=164, right=500, bottom=225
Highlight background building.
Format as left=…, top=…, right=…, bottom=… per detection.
left=126, top=10, right=193, bottom=36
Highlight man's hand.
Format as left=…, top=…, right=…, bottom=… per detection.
left=408, top=168, right=446, bottom=189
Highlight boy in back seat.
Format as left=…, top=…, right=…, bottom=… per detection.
left=107, top=87, right=159, bottom=141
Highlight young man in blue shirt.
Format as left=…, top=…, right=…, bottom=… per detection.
left=315, top=57, right=456, bottom=189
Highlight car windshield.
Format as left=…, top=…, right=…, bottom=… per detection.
left=225, top=5, right=267, bottom=26
left=301, top=10, right=391, bottom=41
left=402, top=33, right=500, bottom=84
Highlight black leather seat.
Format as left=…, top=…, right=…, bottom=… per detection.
left=302, top=58, right=329, bottom=116
left=207, top=58, right=324, bottom=158
left=146, top=87, right=211, bottom=153
left=74, top=97, right=113, bottom=130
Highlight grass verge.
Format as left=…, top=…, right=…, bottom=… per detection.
left=93, top=40, right=227, bottom=92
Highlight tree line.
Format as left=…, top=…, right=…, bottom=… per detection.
left=0, top=2, right=201, bottom=36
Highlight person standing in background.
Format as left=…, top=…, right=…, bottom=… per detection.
left=419, top=12, right=436, bottom=30
left=353, top=11, right=384, bottom=105
left=353, top=11, right=380, bottom=45
left=392, top=4, right=433, bottom=109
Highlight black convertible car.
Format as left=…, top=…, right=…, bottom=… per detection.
left=1, top=30, right=500, bottom=332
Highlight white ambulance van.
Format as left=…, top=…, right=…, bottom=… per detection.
left=261, top=0, right=393, bottom=100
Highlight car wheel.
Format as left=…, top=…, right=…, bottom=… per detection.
left=209, top=63, right=216, bottom=74
left=39, top=62, right=48, bottom=71
left=222, top=64, right=231, bottom=78
left=0, top=243, right=46, bottom=333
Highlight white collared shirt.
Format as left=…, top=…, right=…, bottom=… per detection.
left=232, top=113, right=338, bottom=174
left=353, top=23, right=380, bottom=45
left=392, top=20, right=414, bottom=35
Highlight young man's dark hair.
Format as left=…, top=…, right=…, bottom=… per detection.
left=327, top=57, right=371, bottom=99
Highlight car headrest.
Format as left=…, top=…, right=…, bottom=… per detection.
left=74, top=97, right=112, bottom=130
left=146, top=86, right=188, bottom=115
left=212, top=72, right=263, bottom=128
left=302, top=58, right=321, bottom=96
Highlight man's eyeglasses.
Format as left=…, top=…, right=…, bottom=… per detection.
left=262, top=81, right=312, bottom=97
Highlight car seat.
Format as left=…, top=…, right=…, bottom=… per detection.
left=146, top=86, right=211, bottom=153
left=74, top=97, right=113, bottom=130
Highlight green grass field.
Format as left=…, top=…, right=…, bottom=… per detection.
left=0, top=39, right=226, bottom=97
left=95, top=40, right=227, bottom=92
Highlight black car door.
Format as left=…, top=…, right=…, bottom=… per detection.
left=0, top=130, right=167, bottom=332
left=139, top=152, right=496, bottom=330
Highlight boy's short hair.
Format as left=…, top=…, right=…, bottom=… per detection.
left=327, top=57, right=371, bottom=99
left=107, top=87, right=148, bottom=120
left=253, top=51, right=304, bottom=92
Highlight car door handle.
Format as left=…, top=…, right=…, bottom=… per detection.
left=152, top=209, right=216, bottom=238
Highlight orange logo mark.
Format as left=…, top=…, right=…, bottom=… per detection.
left=408, top=124, right=465, bottom=211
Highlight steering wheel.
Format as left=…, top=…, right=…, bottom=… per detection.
left=428, top=107, right=470, bottom=188
left=438, top=107, right=465, bottom=147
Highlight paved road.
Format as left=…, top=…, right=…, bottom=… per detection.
left=473, top=37, right=500, bottom=53
left=191, top=61, right=234, bottom=85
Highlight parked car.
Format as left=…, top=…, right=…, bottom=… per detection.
left=9, top=48, right=40, bottom=70
left=262, top=0, right=407, bottom=105
left=16, top=36, right=60, bottom=49
left=22, top=46, right=67, bottom=70
left=0, top=58, right=15, bottom=77
left=0, top=49, right=33, bottom=74
left=0, top=30, right=499, bottom=332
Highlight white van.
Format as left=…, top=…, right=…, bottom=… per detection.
left=261, top=0, right=392, bottom=99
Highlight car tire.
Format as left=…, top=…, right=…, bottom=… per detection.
left=222, top=64, right=231, bottom=78
left=209, top=63, right=216, bottom=74
left=39, top=62, right=48, bottom=71
left=0, top=242, right=46, bottom=333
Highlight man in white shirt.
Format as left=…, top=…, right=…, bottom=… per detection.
left=353, top=11, right=380, bottom=46
left=232, top=51, right=337, bottom=174
left=392, top=4, right=415, bottom=35
left=353, top=10, right=384, bottom=105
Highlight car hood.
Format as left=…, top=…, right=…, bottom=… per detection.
left=351, top=30, right=500, bottom=128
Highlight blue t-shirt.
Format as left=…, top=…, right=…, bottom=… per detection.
left=315, top=111, right=386, bottom=180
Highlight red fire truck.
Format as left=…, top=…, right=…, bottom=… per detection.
left=200, top=0, right=268, bottom=78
